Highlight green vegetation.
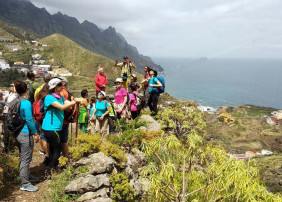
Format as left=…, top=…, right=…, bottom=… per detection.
left=141, top=105, right=282, bottom=201
left=69, top=133, right=126, bottom=165
left=43, top=166, right=88, bottom=202
left=4, top=48, right=33, bottom=64
left=0, top=69, right=26, bottom=87
left=0, top=152, right=19, bottom=194
left=110, top=173, right=136, bottom=202
left=40, top=34, right=120, bottom=77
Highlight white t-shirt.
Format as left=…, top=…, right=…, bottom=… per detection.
left=6, top=92, right=18, bottom=103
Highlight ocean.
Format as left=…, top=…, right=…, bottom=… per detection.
left=153, top=58, right=282, bottom=109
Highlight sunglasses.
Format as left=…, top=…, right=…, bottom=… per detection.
left=116, top=82, right=121, bottom=84
left=57, top=83, right=63, bottom=87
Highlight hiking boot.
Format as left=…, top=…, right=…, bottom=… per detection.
left=29, top=175, right=40, bottom=183
left=41, top=157, right=50, bottom=166
left=20, top=184, right=39, bottom=192
left=39, top=150, right=46, bottom=156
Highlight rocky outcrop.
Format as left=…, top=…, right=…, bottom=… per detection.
left=65, top=149, right=149, bottom=200
left=65, top=174, right=110, bottom=194
left=74, top=152, right=116, bottom=175
left=139, top=115, right=161, bottom=131
left=77, top=188, right=110, bottom=202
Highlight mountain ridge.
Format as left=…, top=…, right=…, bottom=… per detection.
left=0, top=0, right=163, bottom=73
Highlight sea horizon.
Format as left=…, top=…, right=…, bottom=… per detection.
left=153, top=57, right=282, bottom=109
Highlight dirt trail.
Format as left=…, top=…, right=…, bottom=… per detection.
left=1, top=145, right=51, bottom=202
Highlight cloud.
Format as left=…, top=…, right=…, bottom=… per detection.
left=30, top=0, right=282, bottom=58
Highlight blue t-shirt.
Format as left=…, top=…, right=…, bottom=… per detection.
left=95, top=100, right=110, bottom=117
left=20, top=99, right=37, bottom=134
left=42, top=95, right=65, bottom=131
left=87, top=104, right=95, bottom=118
left=148, top=77, right=159, bottom=94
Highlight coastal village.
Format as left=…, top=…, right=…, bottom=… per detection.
left=0, top=38, right=72, bottom=78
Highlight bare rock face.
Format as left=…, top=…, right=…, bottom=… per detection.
left=74, top=152, right=116, bottom=175
left=76, top=188, right=109, bottom=202
left=138, top=115, right=161, bottom=131
left=65, top=174, right=110, bottom=194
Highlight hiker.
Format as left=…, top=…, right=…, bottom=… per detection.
left=128, top=74, right=141, bottom=93
left=78, top=89, right=89, bottom=133
left=88, top=97, right=96, bottom=120
left=142, top=66, right=151, bottom=106
left=4, top=83, right=18, bottom=103
left=115, top=57, right=136, bottom=90
left=59, top=77, right=73, bottom=159
left=34, top=73, right=52, bottom=102
left=41, top=78, right=78, bottom=171
left=26, top=71, right=40, bottom=104
left=34, top=73, right=52, bottom=164
left=129, top=85, right=140, bottom=120
left=114, top=78, right=130, bottom=119
left=92, top=91, right=110, bottom=136
left=108, top=95, right=116, bottom=133
left=13, top=80, right=40, bottom=192
left=95, top=66, right=108, bottom=97
left=147, top=70, right=162, bottom=115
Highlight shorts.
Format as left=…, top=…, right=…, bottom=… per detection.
left=60, top=124, right=69, bottom=143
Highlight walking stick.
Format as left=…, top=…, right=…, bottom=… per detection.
left=75, top=103, right=79, bottom=144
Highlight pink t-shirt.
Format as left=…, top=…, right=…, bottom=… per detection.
left=115, top=88, right=127, bottom=104
left=129, top=93, right=137, bottom=112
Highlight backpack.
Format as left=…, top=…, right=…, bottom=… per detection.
left=151, top=77, right=165, bottom=94
left=26, top=81, right=35, bottom=104
left=133, top=92, right=144, bottom=110
left=32, top=97, right=46, bottom=123
left=5, top=97, right=26, bottom=134
left=64, top=91, right=79, bottom=123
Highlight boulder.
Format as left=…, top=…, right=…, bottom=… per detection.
left=138, top=115, right=161, bottom=131
left=89, top=197, right=112, bottom=202
left=130, top=178, right=150, bottom=195
left=74, top=152, right=116, bottom=175
left=132, top=149, right=146, bottom=164
left=65, top=174, right=110, bottom=194
left=123, top=153, right=139, bottom=179
left=76, top=188, right=109, bottom=202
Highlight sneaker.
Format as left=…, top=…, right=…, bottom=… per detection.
left=41, top=157, right=50, bottom=166
left=39, top=150, right=46, bottom=156
left=20, top=184, right=39, bottom=192
left=29, top=175, right=40, bottom=183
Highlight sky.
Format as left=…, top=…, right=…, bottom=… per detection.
left=30, top=0, right=282, bottom=59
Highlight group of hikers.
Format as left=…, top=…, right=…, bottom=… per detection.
left=0, top=56, right=165, bottom=192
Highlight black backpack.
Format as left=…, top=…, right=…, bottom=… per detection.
left=26, top=81, right=35, bottom=104
left=5, top=97, right=26, bottom=134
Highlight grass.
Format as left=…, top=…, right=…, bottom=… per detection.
left=42, top=166, right=88, bottom=202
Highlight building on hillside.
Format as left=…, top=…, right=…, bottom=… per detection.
left=31, top=40, right=38, bottom=45
left=0, top=37, right=13, bottom=42
left=47, top=71, right=56, bottom=77
left=0, top=60, right=10, bottom=70
left=53, top=67, right=72, bottom=77
left=18, top=67, right=29, bottom=74
left=38, top=64, right=51, bottom=70
left=14, top=61, right=24, bottom=65
left=42, top=44, right=48, bottom=47
left=32, top=54, right=41, bottom=59
left=5, top=44, right=22, bottom=51
left=0, top=52, right=2, bottom=56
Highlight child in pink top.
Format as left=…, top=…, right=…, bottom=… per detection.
left=129, top=91, right=139, bottom=120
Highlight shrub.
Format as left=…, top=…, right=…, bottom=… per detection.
left=157, top=105, right=206, bottom=143
left=69, top=133, right=126, bottom=165
left=218, top=113, right=235, bottom=125
left=110, top=173, right=136, bottom=202
left=0, top=152, right=19, bottom=192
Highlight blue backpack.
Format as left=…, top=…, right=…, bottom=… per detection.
left=151, top=77, right=165, bottom=94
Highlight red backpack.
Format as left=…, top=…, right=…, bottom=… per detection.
left=32, top=96, right=46, bottom=123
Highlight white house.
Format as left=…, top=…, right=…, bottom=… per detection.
left=0, top=52, right=2, bottom=56
left=32, top=54, right=41, bottom=59
left=38, top=64, right=51, bottom=69
left=0, top=60, right=10, bottom=70
left=42, top=44, right=48, bottom=47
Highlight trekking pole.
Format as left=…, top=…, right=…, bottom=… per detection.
left=75, top=103, right=79, bottom=144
